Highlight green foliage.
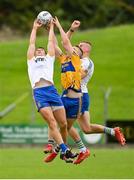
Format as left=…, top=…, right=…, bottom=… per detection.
left=0, top=0, right=134, bottom=33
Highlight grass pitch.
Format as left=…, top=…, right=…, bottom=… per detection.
left=0, top=24, right=134, bottom=125
left=0, top=25, right=134, bottom=179
left=0, top=147, right=134, bottom=179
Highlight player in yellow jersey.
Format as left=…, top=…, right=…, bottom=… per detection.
left=44, top=17, right=90, bottom=164
left=44, top=18, right=126, bottom=164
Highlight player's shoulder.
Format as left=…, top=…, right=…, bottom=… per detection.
left=81, top=57, right=90, bottom=66
left=85, top=57, right=94, bottom=67
left=81, top=57, right=94, bottom=71
left=58, top=53, right=67, bottom=63
left=45, top=54, right=55, bottom=60
left=27, top=56, right=35, bottom=63
left=72, top=52, right=81, bottom=59
left=82, top=57, right=93, bottom=62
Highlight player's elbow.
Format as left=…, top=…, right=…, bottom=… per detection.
left=63, top=42, right=70, bottom=52
left=62, top=37, right=70, bottom=47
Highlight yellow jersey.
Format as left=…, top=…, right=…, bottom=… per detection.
left=58, top=54, right=81, bottom=92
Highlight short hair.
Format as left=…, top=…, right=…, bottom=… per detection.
left=36, top=47, right=46, bottom=53
left=80, top=41, right=92, bottom=46
left=37, top=47, right=45, bottom=50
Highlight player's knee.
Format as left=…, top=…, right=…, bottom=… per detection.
left=48, top=118, right=57, bottom=130
left=67, top=124, right=72, bottom=131
left=59, top=120, right=67, bottom=129
left=82, top=127, right=92, bottom=134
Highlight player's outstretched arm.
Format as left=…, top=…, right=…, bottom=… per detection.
left=44, top=21, right=61, bottom=57
left=66, top=20, right=81, bottom=39
left=53, top=33, right=63, bottom=57
left=54, top=16, right=73, bottom=55
left=47, top=20, right=55, bottom=57
left=27, top=19, right=42, bottom=60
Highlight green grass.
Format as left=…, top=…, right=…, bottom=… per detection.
left=0, top=147, right=134, bottom=179
left=0, top=25, right=133, bottom=179
left=0, top=24, right=134, bottom=124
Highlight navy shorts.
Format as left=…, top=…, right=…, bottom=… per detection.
left=81, top=93, right=90, bottom=114
left=33, top=85, right=63, bottom=111
left=61, top=96, right=82, bottom=119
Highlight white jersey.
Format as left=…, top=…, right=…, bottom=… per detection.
left=81, top=57, right=94, bottom=93
left=27, top=54, right=55, bottom=88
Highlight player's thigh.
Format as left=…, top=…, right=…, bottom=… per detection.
left=53, top=107, right=67, bottom=127
left=78, top=111, right=91, bottom=130
left=39, top=107, right=57, bottom=127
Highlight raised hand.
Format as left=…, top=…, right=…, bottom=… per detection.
left=33, top=19, right=42, bottom=29
left=53, top=16, right=61, bottom=28
left=70, top=20, right=80, bottom=31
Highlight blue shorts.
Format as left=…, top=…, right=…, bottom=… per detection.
left=61, top=93, right=90, bottom=118
left=81, top=93, right=90, bottom=114
left=33, top=85, right=63, bottom=111
left=61, top=96, right=82, bottom=119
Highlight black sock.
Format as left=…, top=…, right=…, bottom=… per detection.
left=48, top=139, right=55, bottom=146
left=55, top=145, right=60, bottom=153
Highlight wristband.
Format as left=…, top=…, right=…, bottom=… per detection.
left=70, top=29, right=74, bottom=32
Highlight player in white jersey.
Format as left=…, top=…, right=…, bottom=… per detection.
left=81, top=56, right=94, bottom=93
left=27, top=19, right=75, bottom=161
left=44, top=20, right=126, bottom=164
left=67, top=22, right=126, bottom=148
